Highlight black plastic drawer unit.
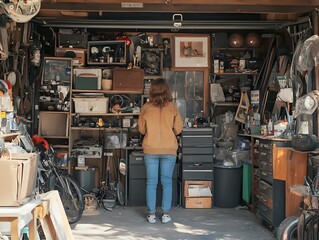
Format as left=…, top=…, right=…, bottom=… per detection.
left=181, top=128, right=214, bottom=208
left=128, top=153, right=180, bottom=206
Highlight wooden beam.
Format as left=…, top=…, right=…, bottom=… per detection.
left=41, top=0, right=319, bottom=5
left=39, top=1, right=319, bottom=14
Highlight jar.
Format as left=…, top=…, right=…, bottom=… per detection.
left=296, top=113, right=313, bottom=135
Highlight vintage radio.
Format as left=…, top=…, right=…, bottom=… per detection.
left=55, top=48, right=86, bottom=66
left=58, top=34, right=88, bottom=48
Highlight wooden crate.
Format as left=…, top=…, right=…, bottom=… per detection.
left=184, top=180, right=212, bottom=208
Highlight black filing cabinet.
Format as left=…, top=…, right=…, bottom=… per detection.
left=128, top=151, right=179, bottom=206
left=181, top=128, right=213, bottom=207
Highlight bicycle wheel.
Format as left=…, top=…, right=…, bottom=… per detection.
left=277, top=216, right=299, bottom=240
left=276, top=214, right=314, bottom=240
left=54, top=174, right=84, bottom=224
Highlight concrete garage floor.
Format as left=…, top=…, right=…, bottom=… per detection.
left=71, top=206, right=276, bottom=240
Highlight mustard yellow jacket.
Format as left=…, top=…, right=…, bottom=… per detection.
left=138, top=102, right=184, bottom=155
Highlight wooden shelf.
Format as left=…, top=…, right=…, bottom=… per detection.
left=71, top=112, right=139, bottom=117
left=71, top=127, right=128, bottom=131
left=41, top=136, right=69, bottom=139
left=51, top=144, right=69, bottom=149
left=214, top=72, right=259, bottom=76
left=72, top=89, right=143, bottom=94
left=213, top=47, right=262, bottom=51
left=39, top=111, right=69, bottom=114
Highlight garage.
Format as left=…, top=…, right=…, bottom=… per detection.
left=0, top=1, right=319, bottom=239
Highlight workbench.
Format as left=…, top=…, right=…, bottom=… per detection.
left=0, top=198, right=41, bottom=240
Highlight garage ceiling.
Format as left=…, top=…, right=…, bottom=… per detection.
left=38, top=0, right=318, bottom=16
left=32, top=0, right=318, bottom=30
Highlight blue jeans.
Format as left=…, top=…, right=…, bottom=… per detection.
left=144, top=154, right=176, bottom=214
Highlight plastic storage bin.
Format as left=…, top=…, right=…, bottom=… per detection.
left=73, top=97, right=109, bottom=114
left=242, top=163, right=252, bottom=204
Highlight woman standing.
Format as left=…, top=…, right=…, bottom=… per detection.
left=138, top=78, right=184, bottom=224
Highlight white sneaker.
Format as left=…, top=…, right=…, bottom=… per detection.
left=162, top=213, right=171, bottom=224
left=147, top=214, right=156, bottom=223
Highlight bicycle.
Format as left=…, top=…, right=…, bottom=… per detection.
left=32, top=135, right=85, bottom=224
left=277, top=175, right=319, bottom=240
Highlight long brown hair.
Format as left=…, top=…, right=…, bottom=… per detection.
left=149, top=78, right=173, bottom=108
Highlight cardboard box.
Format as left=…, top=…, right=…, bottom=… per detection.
left=73, top=97, right=109, bottom=114
left=38, top=112, right=69, bottom=137
left=184, top=180, right=213, bottom=208
left=0, top=153, right=37, bottom=206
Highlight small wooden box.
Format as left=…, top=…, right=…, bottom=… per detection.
left=184, top=180, right=213, bottom=208
left=87, top=40, right=126, bottom=65
left=55, top=48, right=86, bottom=66
left=38, top=112, right=69, bottom=137
left=113, top=68, right=144, bottom=92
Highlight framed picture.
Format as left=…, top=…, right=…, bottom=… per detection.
left=42, top=57, right=72, bottom=85
left=174, top=36, right=209, bottom=68
left=141, top=48, right=163, bottom=76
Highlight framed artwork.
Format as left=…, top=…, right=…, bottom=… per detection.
left=42, top=57, right=72, bottom=84
left=141, top=48, right=163, bottom=76
left=174, top=36, right=209, bottom=68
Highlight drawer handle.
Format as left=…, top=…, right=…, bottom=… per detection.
left=193, top=163, right=202, bottom=167
left=260, top=184, right=271, bottom=191
left=183, top=170, right=212, bottom=172
left=260, top=152, right=267, bottom=156
left=260, top=205, right=268, bottom=212
left=261, top=171, right=268, bottom=176
left=184, top=135, right=212, bottom=138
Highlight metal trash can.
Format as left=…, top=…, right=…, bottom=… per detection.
left=213, top=164, right=243, bottom=208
